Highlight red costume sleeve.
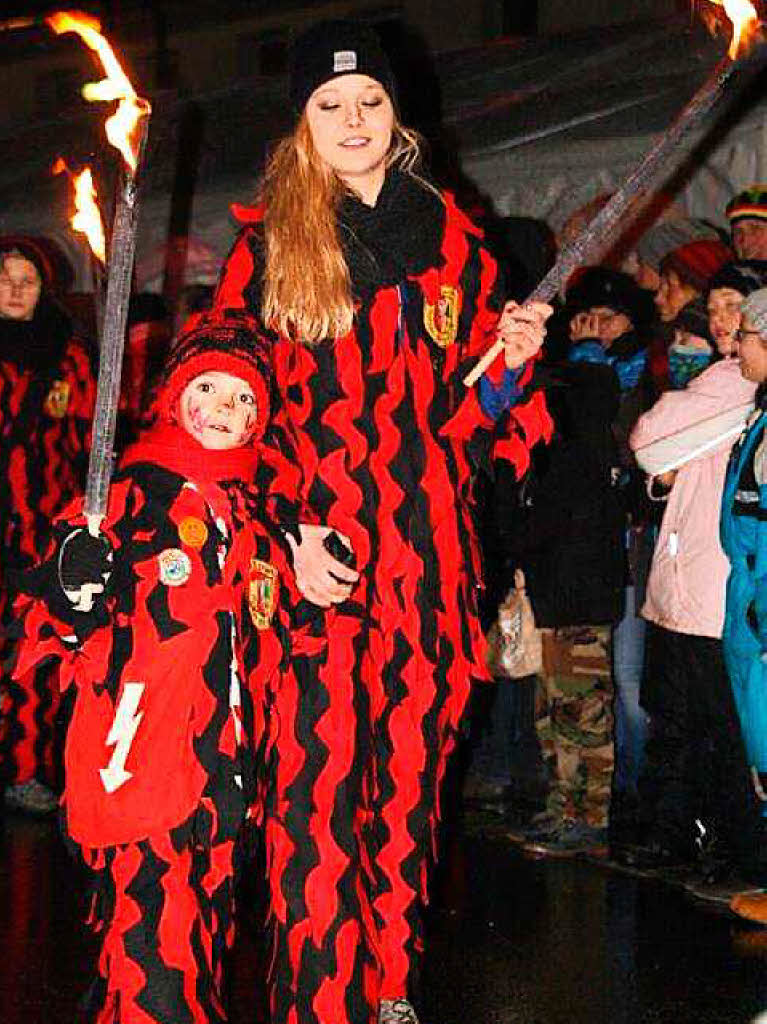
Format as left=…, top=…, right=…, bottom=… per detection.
left=427, top=196, right=553, bottom=478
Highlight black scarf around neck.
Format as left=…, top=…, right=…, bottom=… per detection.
left=0, top=295, right=71, bottom=374
left=338, top=169, right=446, bottom=294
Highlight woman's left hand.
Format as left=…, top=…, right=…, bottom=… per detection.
left=497, top=301, right=552, bottom=369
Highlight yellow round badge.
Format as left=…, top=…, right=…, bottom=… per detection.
left=179, top=516, right=208, bottom=550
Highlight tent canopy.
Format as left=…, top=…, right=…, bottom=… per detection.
left=2, top=14, right=764, bottom=291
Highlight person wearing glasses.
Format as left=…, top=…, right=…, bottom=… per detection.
left=721, top=288, right=767, bottom=921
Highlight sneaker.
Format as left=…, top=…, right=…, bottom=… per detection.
left=4, top=779, right=58, bottom=815
left=379, top=999, right=421, bottom=1024
left=524, top=819, right=608, bottom=858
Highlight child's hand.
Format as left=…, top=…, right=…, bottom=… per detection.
left=287, top=524, right=359, bottom=607
left=58, top=528, right=113, bottom=612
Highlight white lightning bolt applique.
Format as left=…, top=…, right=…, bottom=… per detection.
left=100, top=681, right=145, bottom=793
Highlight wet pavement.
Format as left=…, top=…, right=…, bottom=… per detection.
left=2, top=810, right=767, bottom=1024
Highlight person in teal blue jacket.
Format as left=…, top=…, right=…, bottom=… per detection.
left=721, top=288, right=767, bottom=915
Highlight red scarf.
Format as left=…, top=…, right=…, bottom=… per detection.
left=120, top=422, right=260, bottom=486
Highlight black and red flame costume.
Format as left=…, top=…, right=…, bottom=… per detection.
left=213, top=171, right=551, bottom=1022
left=0, top=236, right=97, bottom=790
left=13, top=319, right=290, bottom=1024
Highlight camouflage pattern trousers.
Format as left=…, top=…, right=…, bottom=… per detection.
left=534, top=626, right=614, bottom=828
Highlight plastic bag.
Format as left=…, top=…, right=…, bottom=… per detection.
left=485, top=569, right=542, bottom=679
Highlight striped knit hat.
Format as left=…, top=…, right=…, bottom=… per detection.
left=158, top=312, right=272, bottom=442
left=726, top=187, right=767, bottom=225
left=706, top=259, right=767, bottom=299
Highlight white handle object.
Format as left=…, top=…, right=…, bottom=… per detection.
left=463, top=338, right=505, bottom=387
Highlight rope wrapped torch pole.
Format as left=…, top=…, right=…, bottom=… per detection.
left=463, top=47, right=758, bottom=387
left=84, top=119, right=150, bottom=535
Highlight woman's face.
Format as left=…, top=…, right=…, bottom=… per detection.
left=305, top=74, right=394, bottom=205
left=707, top=286, right=744, bottom=357
left=738, top=316, right=767, bottom=383
left=655, top=269, right=697, bottom=323
left=0, top=255, right=42, bottom=321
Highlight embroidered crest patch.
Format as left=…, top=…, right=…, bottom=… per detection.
left=424, top=285, right=461, bottom=348
left=158, top=548, right=192, bottom=586
left=179, top=516, right=208, bottom=550
left=249, top=558, right=277, bottom=630
left=44, top=380, right=70, bottom=419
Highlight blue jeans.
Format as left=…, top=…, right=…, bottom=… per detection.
left=612, top=586, right=648, bottom=796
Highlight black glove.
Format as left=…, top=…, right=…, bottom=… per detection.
left=58, top=528, right=113, bottom=612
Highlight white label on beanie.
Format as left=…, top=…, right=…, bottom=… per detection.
left=333, top=50, right=357, bottom=72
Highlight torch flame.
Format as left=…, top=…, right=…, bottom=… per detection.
left=706, top=0, right=761, bottom=59
left=53, top=158, right=107, bottom=264
left=46, top=11, right=151, bottom=173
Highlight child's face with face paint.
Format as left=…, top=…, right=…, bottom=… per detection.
left=179, top=371, right=257, bottom=450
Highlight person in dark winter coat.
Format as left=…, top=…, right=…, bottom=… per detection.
left=554, top=268, right=658, bottom=846
left=510, top=300, right=627, bottom=854
left=212, top=19, right=552, bottom=1024
left=0, top=236, right=97, bottom=815
left=12, top=314, right=291, bottom=1024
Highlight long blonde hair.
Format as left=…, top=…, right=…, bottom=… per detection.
left=261, top=115, right=426, bottom=344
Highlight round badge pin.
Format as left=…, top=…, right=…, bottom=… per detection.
left=158, top=548, right=192, bottom=586
left=179, top=516, right=208, bottom=550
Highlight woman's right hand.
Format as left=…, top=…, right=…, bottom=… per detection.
left=287, top=524, right=360, bottom=607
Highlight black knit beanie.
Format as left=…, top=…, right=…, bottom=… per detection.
left=566, top=267, right=655, bottom=331
left=289, top=19, right=397, bottom=114
left=706, top=259, right=767, bottom=299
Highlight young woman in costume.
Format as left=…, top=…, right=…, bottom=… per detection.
left=214, top=21, right=551, bottom=1023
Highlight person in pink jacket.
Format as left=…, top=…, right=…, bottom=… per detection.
left=626, top=261, right=764, bottom=879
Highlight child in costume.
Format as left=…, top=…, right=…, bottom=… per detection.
left=13, top=314, right=289, bottom=1024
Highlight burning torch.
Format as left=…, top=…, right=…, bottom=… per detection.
left=465, top=0, right=765, bottom=387
left=46, top=12, right=151, bottom=535
left=52, top=158, right=107, bottom=334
